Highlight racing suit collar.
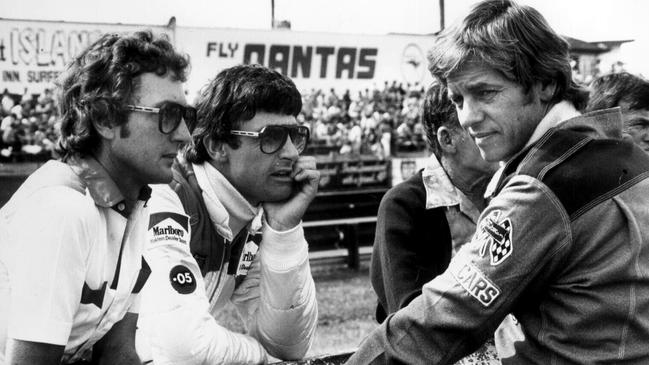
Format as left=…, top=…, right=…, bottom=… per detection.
left=422, top=154, right=480, bottom=221
left=193, top=162, right=260, bottom=238
left=67, top=154, right=151, bottom=215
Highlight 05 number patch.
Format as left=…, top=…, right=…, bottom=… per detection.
left=169, top=265, right=196, bottom=294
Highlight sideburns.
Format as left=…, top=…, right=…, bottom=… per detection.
left=119, top=122, right=131, bottom=138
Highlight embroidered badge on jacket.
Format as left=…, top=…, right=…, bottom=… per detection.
left=477, top=210, right=513, bottom=266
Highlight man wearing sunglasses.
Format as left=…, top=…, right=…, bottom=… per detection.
left=0, top=31, right=191, bottom=364
left=136, top=64, right=319, bottom=364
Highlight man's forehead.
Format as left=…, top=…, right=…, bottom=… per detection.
left=448, top=65, right=503, bottom=88
left=242, top=112, right=297, bottom=129
left=132, top=72, right=186, bottom=105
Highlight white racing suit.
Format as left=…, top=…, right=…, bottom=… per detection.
left=136, top=158, right=318, bottom=364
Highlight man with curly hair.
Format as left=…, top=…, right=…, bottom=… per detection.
left=0, top=30, right=191, bottom=364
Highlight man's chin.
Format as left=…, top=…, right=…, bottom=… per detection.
left=263, top=186, right=294, bottom=202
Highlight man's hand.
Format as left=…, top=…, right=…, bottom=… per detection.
left=263, top=155, right=320, bottom=231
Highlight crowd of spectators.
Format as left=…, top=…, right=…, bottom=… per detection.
left=1, top=81, right=431, bottom=163
left=0, top=88, right=60, bottom=162
left=0, top=66, right=638, bottom=163
left=299, top=81, right=429, bottom=159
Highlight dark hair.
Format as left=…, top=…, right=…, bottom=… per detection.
left=428, top=0, right=587, bottom=110
left=55, top=30, right=189, bottom=159
left=421, top=81, right=461, bottom=158
left=586, top=72, right=649, bottom=112
left=185, top=64, right=302, bottom=164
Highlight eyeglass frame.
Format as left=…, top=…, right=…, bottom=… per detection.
left=230, top=125, right=310, bottom=154
left=124, top=102, right=196, bottom=134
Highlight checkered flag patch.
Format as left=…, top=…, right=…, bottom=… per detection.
left=477, top=210, right=513, bottom=266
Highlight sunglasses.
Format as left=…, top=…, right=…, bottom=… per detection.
left=230, top=125, right=310, bottom=154
left=125, top=102, right=196, bottom=134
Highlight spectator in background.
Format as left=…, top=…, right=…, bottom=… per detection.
left=371, top=81, right=500, bottom=364
left=0, top=30, right=191, bottom=364
left=586, top=72, right=649, bottom=153
left=136, top=64, right=318, bottom=364
left=1, top=89, right=15, bottom=116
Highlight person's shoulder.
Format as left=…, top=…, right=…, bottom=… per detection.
left=381, top=171, right=425, bottom=206
left=516, top=129, right=649, bottom=218
left=6, top=161, right=90, bottom=210
left=149, top=184, right=185, bottom=214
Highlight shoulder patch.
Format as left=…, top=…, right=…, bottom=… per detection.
left=149, top=212, right=189, bottom=245
left=475, top=210, right=513, bottom=266
left=450, top=261, right=500, bottom=307
left=169, top=265, right=196, bottom=294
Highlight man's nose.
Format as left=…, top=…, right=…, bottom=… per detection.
left=172, top=118, right=191, bottom=144
left=279, top=135, right=300, bottom=160
left=457, top=99, right=484, bottom=130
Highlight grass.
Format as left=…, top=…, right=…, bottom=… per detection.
left=213, top=261, right=378, bottom=358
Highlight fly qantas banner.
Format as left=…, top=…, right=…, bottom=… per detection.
left=0, top=18, right=435, bottom=97
left=175, top=26, right=435, bottom=98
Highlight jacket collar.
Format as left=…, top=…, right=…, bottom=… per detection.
left=422, top=154, right=481, bottom=220
left=67, top=155, right=150, bottom=216
left=422, top=154, right=460, bottom=209
left=484, top=104, right=623, bottom=198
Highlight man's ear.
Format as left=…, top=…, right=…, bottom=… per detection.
left=92, top=119, right=117, bottom=140
left=204, top=136, right=228, bottom=163
left=437, top=126, right=456, bottom=154
left=538, top=81, right=557, bottom=103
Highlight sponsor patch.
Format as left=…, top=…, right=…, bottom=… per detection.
left=236, top=241, right=259, bottom=277
left=450, top=261, right=500, bottom=307
left=149, top=212, right=189, bottom=245
left=476, top=210, right=513, bottom=266
left=169, top=265, right=196, bottom=294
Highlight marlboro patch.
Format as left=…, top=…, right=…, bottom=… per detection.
left=236, top=241, right=259, bottom=277
left=149, top=212, right=189, bottom=245
left=476, top=210, right=513, bottom=266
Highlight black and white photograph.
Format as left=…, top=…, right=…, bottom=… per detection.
left=1, top=0, right=648, bottom=364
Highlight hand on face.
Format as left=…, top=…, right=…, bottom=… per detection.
left=263, top=155, right=320, bottom=231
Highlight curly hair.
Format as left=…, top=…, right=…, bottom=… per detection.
left=55, top=30, right=189, bottom=160
left=428, top=0, right=588, bottom=110
left=184, top=64, right=302, bottom=164
left=421, top=81, right=461, bottom=159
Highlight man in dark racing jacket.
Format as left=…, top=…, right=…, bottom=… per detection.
left=347, top=1, right=649, bottom=364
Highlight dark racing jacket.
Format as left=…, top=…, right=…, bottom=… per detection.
left=347, top=106, right=649, bottom=364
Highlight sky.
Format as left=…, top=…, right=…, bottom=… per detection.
left=2, top=0, right=648, bottom=74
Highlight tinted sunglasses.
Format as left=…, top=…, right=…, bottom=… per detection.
left=230, top=125, right=310, bottom=154
left=125, top=102, right=196, bottom=134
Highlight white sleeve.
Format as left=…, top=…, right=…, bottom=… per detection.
left=2, top=187, right=93, bottom=345
left=136, top=185, right=268, bottom=365
left=231, top=221, right=318, bottom=360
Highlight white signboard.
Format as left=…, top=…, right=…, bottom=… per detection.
left=175, top=26, right=436, bottom=99
left=0, top=19, right=436, bottom=98
left=0, top=19, right=170, bottom=94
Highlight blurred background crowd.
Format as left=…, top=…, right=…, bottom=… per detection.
left=0, top=88, right=59, bottom=162
left=0, top=66, right=636, bottom=163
